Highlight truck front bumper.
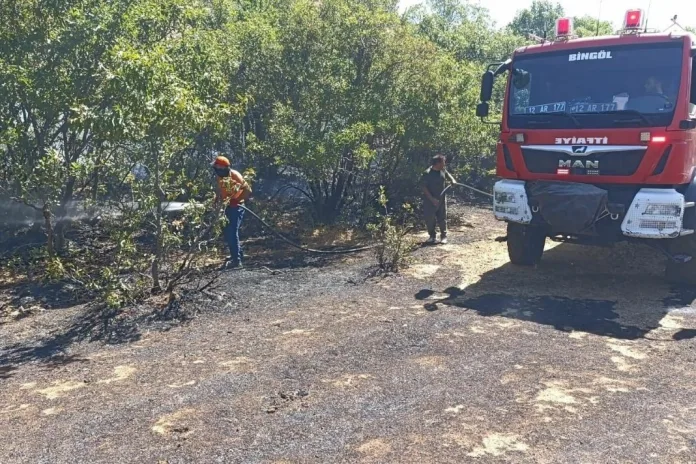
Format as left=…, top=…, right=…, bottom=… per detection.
left=492, top=180, right=533, bottom=224
left=493, top=180, right=694, bottom=239
left=620, top=189, right=693, bottom=239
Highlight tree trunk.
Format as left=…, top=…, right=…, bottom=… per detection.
left=54, top=174, right=76, bottom=253
left=152, top=202, right=164, bottom=293
left=54, top=203, right=70, bottom=252
left=92, top=168, right=99, bottom=202
left=42, top=203, right=55, bottom=260
left=311, top=172, right=353, bottom=224
left=151, top=145, right=164, bottom=293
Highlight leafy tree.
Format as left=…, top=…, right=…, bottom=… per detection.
left=574, top=16, right=614, bottom=38
left=0, top=0, right=137, bottom=254
left=1, top=0, right=241, bottom=297
left=103, top=0, right=242, bottom=291
left=238, top=0, right=470, bottom=222
left=508, top=0, right=564, bottom=39
left=417, top=0, right=524, bottom=63
left=0, top=0, right=540, bottom=302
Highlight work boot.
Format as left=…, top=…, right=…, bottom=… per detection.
left=440, top=236, right=448, bottom=245
left=425, top=236, right=437, bottom=245
left=221, top=258, right=243, bottom=270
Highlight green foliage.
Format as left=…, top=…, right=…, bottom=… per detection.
left=574, top=16, right=614, bottom=38
left=1, top=0, right=535, bottom=303
left=508, top=2, right=615, bottom=40
left=368, top=186, right=414, bottom=273
left=46, top=258, right=67, bottom=282
left=508, top=0, right=564, bottom=39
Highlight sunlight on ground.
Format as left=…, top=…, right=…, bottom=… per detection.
left=444, top=404, right=465, bottom=414
left=1, top=404, right=30, bottom=416
left=467, top=433, right=529, bottom=458
left=535, top=383, right=581, bottom=405
left=98, top=365, right=136, bottom=384
left=218, top=357, right=256, bottom=373
left=607, top=343, right=647, bottom=360
left=404, top=264, right=441, bottom=279
left=610, top=356, right=636, bottom=372
left=35, top=380, right=85, bottom=400
left=404, top=234, right=564, bottom=292
left=646, top=314, right=688, bottom=340
left=281, top=328, right=313, bottom=335
left=412, top=355, right=446, bottom=369
left=152, top=408, right=195, bottom=437
left=168, top=380, right=196, bottom=388
left=323, top=374, right=372, bottom=389
left=41, top=407, right=62, bottom=416
left=356, top=438, right=392, bottom=457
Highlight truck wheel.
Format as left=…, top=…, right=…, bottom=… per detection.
left=665, top=236, right=696, bottom=285
left=507, top=222, right=546, bottom=266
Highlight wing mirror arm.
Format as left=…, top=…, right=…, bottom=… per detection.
left=477, top=60, right=511, bottom=124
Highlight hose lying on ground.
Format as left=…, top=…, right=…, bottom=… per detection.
left=240, top=205, right=377, bottom=255
left=239, top=180, right=494, bottom=255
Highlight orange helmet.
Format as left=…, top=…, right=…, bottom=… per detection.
left=212, top=156, right=230, bottom=167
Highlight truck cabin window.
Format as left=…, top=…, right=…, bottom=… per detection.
left=508, top=42, right=684, bottom=129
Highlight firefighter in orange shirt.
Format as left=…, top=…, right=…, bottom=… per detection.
left=212, top=156, right=252, bottom=269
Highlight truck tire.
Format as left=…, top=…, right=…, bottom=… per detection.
left=665, top=236, right=696, bottom=285
left=507, top=222, right=546, bottom=266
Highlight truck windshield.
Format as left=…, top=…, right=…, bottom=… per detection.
left=507, top=42, right=684, bottom=129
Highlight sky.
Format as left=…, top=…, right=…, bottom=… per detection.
left=399, top=0, right=696, bottom=31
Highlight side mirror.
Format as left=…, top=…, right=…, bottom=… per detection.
left=480, top=71, right=494, bottom=102
left=680, top=119, right=696, bottom=130
left=512, top=68, right=530, bottom=89
left=476, top=102, right=490, bottom=119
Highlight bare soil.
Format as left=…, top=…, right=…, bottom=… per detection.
left=1, top=199, right=696, bottom=463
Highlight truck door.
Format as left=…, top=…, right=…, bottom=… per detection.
left=688, top=48, right=696, bottom=178
left=690, top=50, right=696, bottom=118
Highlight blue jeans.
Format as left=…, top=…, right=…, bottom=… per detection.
left=224, top=205, right=245, bottom=264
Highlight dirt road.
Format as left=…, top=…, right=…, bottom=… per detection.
left=1, top=202, right=695, bottom=463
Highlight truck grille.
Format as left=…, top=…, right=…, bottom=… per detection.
left=521, top=147, right=646, bottom=176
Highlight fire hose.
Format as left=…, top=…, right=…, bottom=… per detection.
left=195, top=181, right=495, bottom=255
left=449, top=182, right=494, bottom=199
left=236, top=181, right=494, bottom=255
left=239, top=204, right=377, bottom=255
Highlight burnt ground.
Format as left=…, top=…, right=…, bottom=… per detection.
left=1, top=199, right=696, bottom=463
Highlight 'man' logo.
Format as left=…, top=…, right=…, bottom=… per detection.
left=569, top=50, right=612, bottom=61
left=559, top=160, right=599, bottom=169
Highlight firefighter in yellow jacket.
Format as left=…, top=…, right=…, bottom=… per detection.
left=212, top=156, right=252, bottom=269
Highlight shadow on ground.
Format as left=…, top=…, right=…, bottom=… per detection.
left=673, top=328, right=696, bottom=341
left=0, top=365, right=16, bottom=379
left=0, top=230, right=365, bottom=376
left=0, top=304, right=144, bottom=374
left=416, top=242, right=696, bottom=340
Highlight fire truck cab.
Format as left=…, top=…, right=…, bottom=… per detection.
left=477, top=10, right=696, bottom=283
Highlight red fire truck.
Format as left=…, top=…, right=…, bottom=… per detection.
left=477, top=9, right=696, bottom=283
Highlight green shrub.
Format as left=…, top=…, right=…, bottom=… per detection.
left=368, top=186, right=415, bottom=274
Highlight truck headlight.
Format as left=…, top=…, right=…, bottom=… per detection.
left=643, top=204, right=681, bottom=217
left=495, top=192, right=515, bottom=204
left=495, top=205, right=519, bottom=215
